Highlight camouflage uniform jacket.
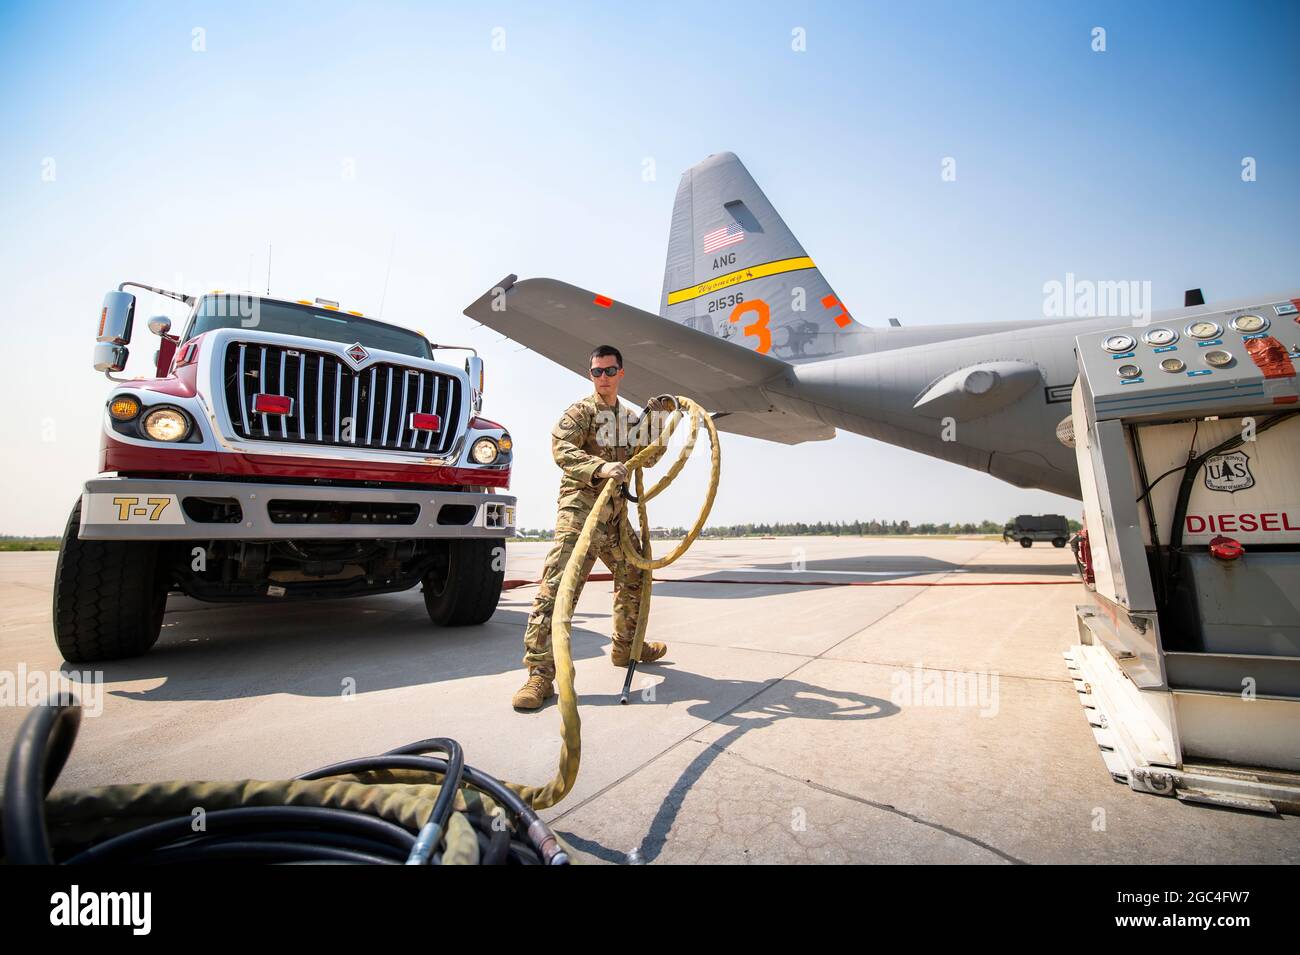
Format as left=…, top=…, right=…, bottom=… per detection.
left=551, top=393, right=668, bottom=525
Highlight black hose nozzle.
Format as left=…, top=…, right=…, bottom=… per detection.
left=619, top=661, right=638, bottom=705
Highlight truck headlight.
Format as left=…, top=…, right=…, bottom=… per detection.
left=470, top=437, right=499, bottom=465
left=108, top=396, right=141, bottom=420
left=142, top=407, right=192, bottom=442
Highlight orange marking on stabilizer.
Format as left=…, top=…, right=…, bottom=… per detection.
left=821, top=294, right=853, bottom=328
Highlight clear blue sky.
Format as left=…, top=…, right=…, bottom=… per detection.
left=2, top=1, right=1298, bottom=535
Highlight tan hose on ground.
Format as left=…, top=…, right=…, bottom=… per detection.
left=509, top=396, right=721, bottom=810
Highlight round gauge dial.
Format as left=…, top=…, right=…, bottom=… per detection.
left=1186, top=320, right=1222, bottom=340
left=1160, top=358, right=1185, bottom=373
left=1117, top=363, right=1142, bottom=378
left=1103, top=334, right=1136, bottom=353
left=1229, top=314, right=1268, bottom=334
left=1142, top=327, right=1177, bottom=347
left=1204, top=350, right=1233, bottom=368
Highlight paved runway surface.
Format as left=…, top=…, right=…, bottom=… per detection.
left=3, top=537, right=1297, bottom=864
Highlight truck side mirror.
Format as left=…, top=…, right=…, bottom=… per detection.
left=98, top=290, right=136, bottom=345
left=94, top=290, right=136, bottom=374
left=147, top=315, right=172, bottom=336
left=465, top=356, right=484, bottom=414
left=93, top=342, right=128, bottom=373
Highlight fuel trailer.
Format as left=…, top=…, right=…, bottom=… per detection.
left=1065, top=300, right=1300, bottom=813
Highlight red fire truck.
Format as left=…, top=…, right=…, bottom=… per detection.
left=55, top=284, right=516, bottom=662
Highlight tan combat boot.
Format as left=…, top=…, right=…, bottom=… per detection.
left=511, top=671, right=555, bottom=710
left=610, top=641, right=668, bottom=667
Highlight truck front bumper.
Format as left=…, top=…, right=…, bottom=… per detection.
left=79, top=477, right=517, bottom=541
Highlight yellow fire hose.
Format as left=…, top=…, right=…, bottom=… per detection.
left=509, top=395, right=721, bottom=810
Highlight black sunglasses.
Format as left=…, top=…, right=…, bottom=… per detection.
left=589, top=366, right=621, bottom=378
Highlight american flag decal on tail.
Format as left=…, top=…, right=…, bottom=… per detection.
left=702, top=223, right=745, bottom=254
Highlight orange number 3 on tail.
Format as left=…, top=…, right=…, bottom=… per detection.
left=729, top=299, right=772, bottom=354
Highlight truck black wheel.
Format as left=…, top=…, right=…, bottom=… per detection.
left=52, top=499, right=169, bottom=663
left=1052, top=537, right=1067, bottom=548
left=1020, top=538, right=1033, bottom=548
left=422, top=538, right=504, bottom=627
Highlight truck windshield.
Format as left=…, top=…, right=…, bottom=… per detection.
left=187, top=296, right=432, bottom=360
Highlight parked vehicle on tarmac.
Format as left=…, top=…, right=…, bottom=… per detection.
left=55, top=283, right=517, bottom=662
left=1002, top=514, right=1071, bottom=549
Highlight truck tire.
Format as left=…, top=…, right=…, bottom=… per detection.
left=52, top=499, right=169, bottom=663
left=1020, top=538, right=1033, bottom=548
left=422, top=538, right=504, bottom=627
left=1052, top=537, right=1067, bottom=548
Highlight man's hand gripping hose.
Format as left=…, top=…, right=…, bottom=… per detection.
left=509, top=395, right=721, bottom=811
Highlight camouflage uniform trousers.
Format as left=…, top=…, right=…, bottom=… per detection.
left=521, top=507, right=646, bottom=677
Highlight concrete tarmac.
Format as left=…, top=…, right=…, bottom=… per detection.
left=2, top=537, right=1297, bottom=864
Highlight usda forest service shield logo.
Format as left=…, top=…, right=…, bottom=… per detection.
left=1204, top=451, right=1254, bottom=493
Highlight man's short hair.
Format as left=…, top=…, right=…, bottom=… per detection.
left=590, top=344, right=623, bottom=367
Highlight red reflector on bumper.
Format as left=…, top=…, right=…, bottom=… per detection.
left=594, top=295, right=613, bottom=308
left=254, top=393, right=292, bottom=415
left=409, top=412, right=441, bottom=431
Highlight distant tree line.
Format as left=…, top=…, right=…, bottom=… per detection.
left=515, top=517, right=1080, bottom=541
left=663, top=519, right=1008, bottom=538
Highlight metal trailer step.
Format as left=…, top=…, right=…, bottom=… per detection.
left=1063, top=646, right=1300, bottom=814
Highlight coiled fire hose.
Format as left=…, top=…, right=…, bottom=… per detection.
left=1, top=397, right=718, bottom=861
left=508, top=394, right=721, bottom=811
left=3, top=694, right=569, bottom=865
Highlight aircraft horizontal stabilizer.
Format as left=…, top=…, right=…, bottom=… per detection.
left=710, top=409, right=834, bottom=444
left=463, top=276, right=834, bottom=444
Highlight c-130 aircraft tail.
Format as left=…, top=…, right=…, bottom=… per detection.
left=468, top=151, right=1286, bottom=498
left=657, top=151, right=868, bottom=365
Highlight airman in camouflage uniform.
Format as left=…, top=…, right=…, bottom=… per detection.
left=512, top=345, right=673, bottom=710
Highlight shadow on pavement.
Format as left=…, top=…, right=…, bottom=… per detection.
left=60, top=592, right=613, bottom=704
left=558, top=674, right=899, bottom=863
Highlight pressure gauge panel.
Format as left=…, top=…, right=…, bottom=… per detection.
left=1142, top=327, right=1178, bottom=347
left=1204, top=350, right=1234, bottom=368
left=1229, top=314, right=1269, bottom=334
left=1077, top=318, right=1300, bottom=422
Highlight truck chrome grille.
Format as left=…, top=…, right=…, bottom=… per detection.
left=222, top=342, right=461, bottom=455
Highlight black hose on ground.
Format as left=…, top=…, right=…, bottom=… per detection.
left=2, top=692, right=80, bottom=865
left=3, top=696, right=568, bottom=866
left=300, top=746, right=567, bottom=865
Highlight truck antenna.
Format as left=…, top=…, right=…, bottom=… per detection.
left=266, top=244, right=272, bottom=295
left=378, top=233, right=395, bottom=318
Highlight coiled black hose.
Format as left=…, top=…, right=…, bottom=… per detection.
left=2, top=691, right=80, bottom=865
left=2, top=695, right=568, bottom=866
